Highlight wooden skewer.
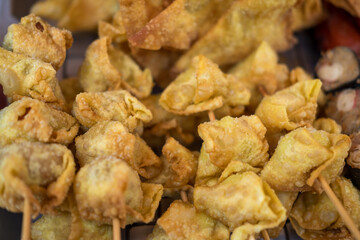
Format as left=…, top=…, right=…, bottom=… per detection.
left=317, top=176, right=360, bottom=240
left=113, top=218, right=121, bottom=240
left=21, top=198, right=31, bottom=240
left=180, top=190, right=188, bottom=203
left=208, top=110, right=216, bottom=122
left=261, top=229, right=270, bottom=240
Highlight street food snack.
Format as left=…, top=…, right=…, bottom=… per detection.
left=3, top=14, right=73, bottom=70
left=74, top=156, right=163, bottom=226
left=261, top=127, right=351, bottom=192
left=72, top=90, right=152, bottom=133
left=75, top=121, right=162, bottom=179
left=147, top=200, right=230, bottom=240
left=79, top=37, right=153, bottom=99
left=160, top=55, right=250, bottom=115
left=0, top=98, right=79, bottom=147
left=0, top=142, right=75, bottom=215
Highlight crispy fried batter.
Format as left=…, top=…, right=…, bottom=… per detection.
left=291, top=0, right=326, bottom=31
left=313, top=118, right=342, bottom=134
left=59, top=78, right=83, bottom=111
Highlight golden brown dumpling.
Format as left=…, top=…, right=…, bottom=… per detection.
left=3, top=14, right=73, bottom=70
left=313, top=118, right=342, bottom=134
left=98, top=11, right=127, bottom=44
left=59, top=78, right=83, bottom=111
left=0, top=98, right=79, bottom=147
left=0, top=142, right=75, bottom=215
left=72, top=90, right=152, bottom=134
left=74, top=156, right=163, bottom=226
left=75, top=121, right=162, bottom=179
left=79, top=37, right=153, bottom=99
left=160, top=55, right=250, bottom=115
left=0, top=47, right=66, bottom=110
left=255, top=80, right=322, bottom=132
left=290, top=177, right=360, bottom=239
left=291, top=0, right=325, bottom=31
left=147, top=200, right=230, bottom=240
left=261, top=127, right=351, bottom=192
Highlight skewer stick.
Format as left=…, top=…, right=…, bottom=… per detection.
left=261, top=229, right=270, bottom=240
left=113, top=218, right=121, bottom=240
left=180, top=190, right=188, bottom=203
left=317, top=175, right=360, bottom=240
left=21, top=198, right=31, bottom=240
left=208, top=110, right=215, bottom=122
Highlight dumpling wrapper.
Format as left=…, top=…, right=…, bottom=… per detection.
left=0, top=47, right=66, bottom=110
left=291, top=0, right=325, bottom=31
left=148, top=137, right=198, bottom=188
left=148, top=200, right=230, bottom=240
left=255, top=80, right=322, bottom=132
left=74, top=156, right=163, bottom=226
left=0, top=98, right=79, bottom=147
left=261, top=127, right=351, bottom=192
left=160, top=55, right=250, bottom=115
left=313, top=118, right=342, bottom=134
left=98, top=11, right=127, bottom=44
left=194, top=171, right=286, bottom=240
left=75, top=121, right=162, bottom=179
left=173, top=0, right=297, bottom=73
left=59, top=78, right=83, bottom=111
left=290, top=177, right=360, bottom=239
left=30, top=0, right=72, bottom=21
left=79, top=37, right=153, bottom=99
left=0, top=142, right=75, bottom=216
left=3, top=14, right=73, bottom=70
left=72, top=90, right=152, bottom=134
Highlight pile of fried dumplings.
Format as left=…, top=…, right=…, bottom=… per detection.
left=0, top=0, right=360, bottom=239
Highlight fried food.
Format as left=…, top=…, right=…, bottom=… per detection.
left=3, top=14, right=73, bottom=70
left=173, top=0, right=297, bottom=73
left=160, top=55, right=250, bottom=115
left=0, top=142, right=75, bottom=215
left=261, top=127, right=351, bottom=192
left=313, top=118, right=342, bottom=134
left=59, top=78, right=83, bottom=111
left=291, top=0, right=325, bottom=31
left=74, top=156, right=163, bottom=226
left=75, top=121, right=162, bottom=179
left=0, top=98, right=79, bottom=147
left=31, top=0, right=119, bottom=32
left=326, top=0, right=360, bottom=17
left=147, top=200, right=230, bottom=240
left=149, top=137, right=198, bottom=188
left=98, top=11, right=127, bottom=44
left=290, top=177, right=360, bottom=239
left=79, top=37, right=153, bottom=99
left=72, top=90, right=152, bottom=134
left=255, top=80, right=322, bottom=132
left=128, top=0, right=233, bottom=50
left=0, top=47, right=66, bottom=110
left=194, top=170, right=286, bottom=239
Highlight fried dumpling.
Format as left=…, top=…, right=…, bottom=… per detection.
left=0, top=98, right=79, bottom=147
left=30, top=0, right=72, bottom=21
left=0, top=47, right=66, bottom=110
left=261, top=127, right=351, bottom=192
left=98, top=11, right=127, bottom=44
left=75, top=121, right=162, bottom=179
left=160, top=55, right=250, bottom=115
left=147, top=200, right=230, bottom=240
left=255, top=80, right=322, bottom=132
left=0, top=142, right=75, bottom=215
left=290, top=177, right=360, bottom=240
left=74, top=156, right=163, bottom=226
left=59, top=78, right=83, bottom=111
left=173, top=0, right=297, bottom=73
left=72, top=90, right=152, bottom=134
left=313, top=118, right=342, bottom=134
left=79, top=37, right=153, bottom=99
left=291, top=0, right=325, bottom=31
left=3, top=14, right=73, bottom=70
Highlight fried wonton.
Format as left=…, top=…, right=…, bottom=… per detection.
left=291, top=0, right=325, bottom=31
left=290, top=177, right=360, bottom=240
left=173, top=0, right=297, bottom=73
left=31, top=0, right=119, bottom=32
left=98, top=11, right=127, bottom=44
left=3, top=14, right=73, bottom=70
left=255, top=80, right=322, bottom=132
left=313, top=118, right=342, bottom=134
left=79, top=37, right=153, bottom=99
left=148, top=137, right=198, bottom=188
left=229, top=41, right=289, bottom=112
left=0, top=142, right=75, bottom=215
left=75, top=121, right=162, bottom=179
left=0, top=98, right=79, bottom=146
left=59, top=78, right=83, bottom=111
left=74, top=156, right=163, bottom=226
left=261, top=127, right=351, bottom=192
left=0, top=47, right=66, bottom=110
left=148, top=200, right=230, bottom=240
left=194, top=171, right=286, bottom=239
left=160, top=55, right=250, bottom=115
left=128, top=0, right=233, bottom=50
left=72, top=90, right=152, bottom=134
left=32, top=214, right=112, bottom=240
